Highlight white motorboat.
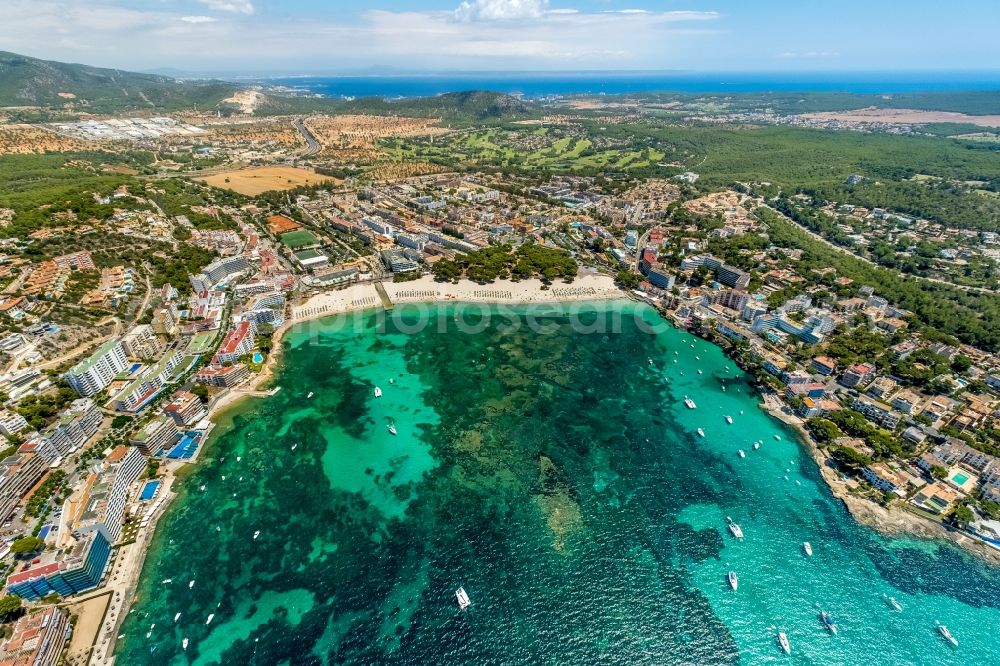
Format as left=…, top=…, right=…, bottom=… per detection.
left=387, top=423, right=397, bottom=436
left=803, top=542, right=813, bottom=557
left=726, top=517, right=744, bottom=540
left=697, top=369, right=703, bottom=375
left=174, top=613, right=181, bottom=623
left=821, top=611, right=838, bottom=636
left=199, top=485, right=206, bottom=492
left=738, top=450, right=746, bottom=458
left=374, top=386, right=383, bottom=398
left=697, top=428, right=706, bottom=438
left=236, top=456, right=241, bottom=462
left=727, top=571, right=738, bottom=591
left=162, top=579, right=172, bottom=585
left=725, top=416, right=733, bottom=424
left=938, top=623, right=957, bottom=647
left=253, top=530, right=261, bottom=540
left=774, top=434, right=782, bottom=441
left=307, top=392, right=314, bottom=399
left=206, top=614, right=215, bottom=625
left=182, top=638, right=189, bottom=651
left=389, top=378, right=395, bottom=384
left=753, top=442, right=760, bottom=450
left=777, top=631, right=790, bottom=655
left=189, top=580, right=195, bottom=589
left=887, top=596, right=903, bottom=612
left=684, top=396, right=697, bottom=409
left=648, top=358, right=653, bottom=365
left=456, top=587, right=471, bottom=610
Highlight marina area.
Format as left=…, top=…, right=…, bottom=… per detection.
left=115, top=300, right=1000, bottom=664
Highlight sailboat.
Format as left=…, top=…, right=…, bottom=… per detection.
left=727, top=571, right=738, bottom=591
left=937, top=623, right=958, bottom=647
left=776, top=631, right=790, bottom=655
left=726, top=517, right=744, bottom=540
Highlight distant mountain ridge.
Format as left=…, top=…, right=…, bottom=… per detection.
left=0, top=51, right=238, bottom=113
left=0, top=52, right=539, bottom=122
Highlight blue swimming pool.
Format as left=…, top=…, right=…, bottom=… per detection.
left=167, top=433, right=201, bottom=460
left=252, top=352, right=264, bottom=364
left=140, top=480, right=160, bottom=501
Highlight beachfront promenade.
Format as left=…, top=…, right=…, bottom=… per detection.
left=290, top=274, right=622, bottom=323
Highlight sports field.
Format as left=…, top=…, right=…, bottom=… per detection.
left=281, top=230, right=320, bottom=249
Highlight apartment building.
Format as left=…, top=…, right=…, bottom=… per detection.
left=65, top=340, right=128, bottom=397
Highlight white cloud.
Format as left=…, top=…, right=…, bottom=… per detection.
left=455, top=0, right=549, bottom=22
left=197, top=0, right=254, bottom=15
left=0, top=0, right=725, bottom=71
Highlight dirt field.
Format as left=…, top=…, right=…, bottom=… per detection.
left=800, top=107, right=1000, bottom=128
left=0, top=124, right=92, bottom=154
left=199, top=166, right=337, bottom=195
left=63, top=592, right=111, bottom=664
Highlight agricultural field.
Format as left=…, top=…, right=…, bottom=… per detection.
left=199, top=166, right=335, bottom=195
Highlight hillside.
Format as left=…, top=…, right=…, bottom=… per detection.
left=253, top=90, right=539, bottom=123
left=0, top=51, right=238, bottom=113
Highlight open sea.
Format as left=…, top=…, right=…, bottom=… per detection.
left=116, top=301, right=1000, bottom=665
left=262, top=71, right=1000, bottom=99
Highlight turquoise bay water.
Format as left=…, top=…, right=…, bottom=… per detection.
left=118, top=301, right=1000, bottom=664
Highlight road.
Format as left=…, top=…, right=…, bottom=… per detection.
left=294, top=117, right=322, bottom=157
left=761, top=203, right=997, bottom=295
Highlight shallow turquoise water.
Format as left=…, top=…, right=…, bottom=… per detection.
left=117, top=301, right=999, bottom=665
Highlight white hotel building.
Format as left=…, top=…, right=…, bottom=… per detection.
left=65, top=340, right=129, bottom=397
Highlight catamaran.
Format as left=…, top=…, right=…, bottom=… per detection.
left=727, top=571, right=738, bottom=591
left=726, top=517, right=744, bottom=540
left=803, top=542, right=813, bottom=557
left=821, top=611, right=838, bottom=635
left=938, top=623, right=958, bottom=647
left=684, top=396, right=697, bottom=409
left=456, top=587, right=471, bottom=610
left=776, top=631, right=791, bottom=655
left=374, top=386, right=383, bottom=398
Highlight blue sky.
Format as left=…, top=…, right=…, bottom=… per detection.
left=3, top=0, right=999, bottom=72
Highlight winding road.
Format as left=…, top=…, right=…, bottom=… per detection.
left=294, top=117, right=322, bottom=157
